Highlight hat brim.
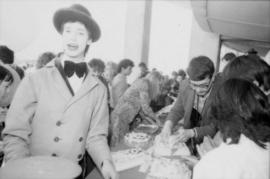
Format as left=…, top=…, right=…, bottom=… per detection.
left=53, top=9, right=101, bottom=42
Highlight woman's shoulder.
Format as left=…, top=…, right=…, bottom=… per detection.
left=196, top=143, right=239, bottom=168
left=193, top=144, right=237, bottom=178
left=195, top=138, right=265, bottom=169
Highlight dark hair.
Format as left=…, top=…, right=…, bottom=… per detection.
left=222, top=52, right=236, bottom=62
left=161, top=79, right=172, bottom=92
left=138, top=62, right=147, bottom=68
left=12, top=65, right=25, bottom=79
left=36, top=52, right=56, bottom=69
left=88, top=58, right=105, bottom=73
left=60, top=20, right=92, bottom=39
left=178, top=69, right=186, bottom=79
left=84, top=44, right=90, bottom=55
left=247, top=48, right=258, bottom=55
left=187, top=56, right=215, bottom=81
left=211, top=78, right=270, bottom=148
left=0, top=46, right=14, bottom=64
left=117, top=59, right=134, bottom=73
left=0, top=65, right=11, bottom=81
left=171, top=71, right=178, bottom=76
left=223, top=55, right=270, bottom=92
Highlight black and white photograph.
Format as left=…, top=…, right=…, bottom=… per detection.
left=0, top=0, right=269, bottom=179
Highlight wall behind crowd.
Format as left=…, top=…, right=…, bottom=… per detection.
left=0, top=0, right=127, bottom=62
left=0, top=0, right=196, bottom=82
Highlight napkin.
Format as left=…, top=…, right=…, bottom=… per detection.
left=112, top=148, right=146, bottom=172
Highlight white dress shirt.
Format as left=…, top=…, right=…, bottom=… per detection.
left=61, top=59, right=85, bottom=94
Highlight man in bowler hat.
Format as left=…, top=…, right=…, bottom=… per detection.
left=2, top=4, right=118, bottom=179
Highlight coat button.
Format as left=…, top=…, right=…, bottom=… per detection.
left=56, top=121, right=62, bottom=126
left=52, top=153, right=57, bottom=157
left=54, top=137, right=60, bottom=142
left=79, top=137, right=83, bottom=142
left=78, top=154, right=83, bottom=160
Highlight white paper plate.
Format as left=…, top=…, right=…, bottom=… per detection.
left=0, top=156, right=81, bottom=179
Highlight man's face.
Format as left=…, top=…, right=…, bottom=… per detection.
left=172, top=73, right=178, bottom=80
left=123, top=66, right=133, bottom=76
left=91, top=68, right=103, bottom=77
left=139, top=66, right=147, bottom=73
left=189, top=76, right=213, bottom=96
left=62, top=21, right=91, bottom=59
left=177, top=76, right=184, bottom=82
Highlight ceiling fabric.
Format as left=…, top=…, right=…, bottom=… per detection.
left=191, top=0, right=270, bottom=55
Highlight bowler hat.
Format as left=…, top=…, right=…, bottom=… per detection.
left=53, top=4, right=101, bottom=42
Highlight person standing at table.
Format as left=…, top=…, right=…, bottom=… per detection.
left=110, top=71, right=163, bottom=146
left=161, top=56, right=223, bottom=155
left=111, top=59, right=134, bottom=108
left=2, top=4, right=118, bottom=179
left=88, top=58, right=111, bottom=111
left=137, top=62, right=149, bottom=79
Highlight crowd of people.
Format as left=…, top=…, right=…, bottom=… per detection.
left=0, top=3, right=269, bottom=179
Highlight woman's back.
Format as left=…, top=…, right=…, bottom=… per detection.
left=193, top=134, right=269, bottom=179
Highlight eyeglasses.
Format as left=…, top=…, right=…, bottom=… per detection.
left=189, top=79, right=212, bottom=89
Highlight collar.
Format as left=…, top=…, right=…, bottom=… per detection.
left=60, top=55, right=85, bottom=67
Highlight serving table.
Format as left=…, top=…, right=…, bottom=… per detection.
left=86, top=106, right=194, bottom=179
left=86, top=126, right=196, bottom=179
left=86, top=141, right=147, bottom=179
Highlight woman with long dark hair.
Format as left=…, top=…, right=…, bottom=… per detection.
left=193, top=78, right=270, bottom=179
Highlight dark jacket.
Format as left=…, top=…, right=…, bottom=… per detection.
left=166, top=74, right=223, bottom=139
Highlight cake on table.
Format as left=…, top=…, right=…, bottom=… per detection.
left=124, top=132, right=152, bottom=148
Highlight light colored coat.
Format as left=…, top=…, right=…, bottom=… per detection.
left=3, top=60, right=111, bottom=168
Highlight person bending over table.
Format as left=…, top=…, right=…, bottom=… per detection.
left=161, top=56, right=223, bottom=155
left=193, top=78, right=270, bottom=179
left=110, top=71, right=163, bottom=147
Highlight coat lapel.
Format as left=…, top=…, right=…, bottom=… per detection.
left=184, top=89, right=195, bottom=128
left=65, top=72, right=99, bottom=111
left=50, top=59, right=73, bottom=101
left=201, top=74, right=222, bottom=119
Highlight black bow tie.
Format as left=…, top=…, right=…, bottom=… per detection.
left=63, top=61, right=87, bottom=78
